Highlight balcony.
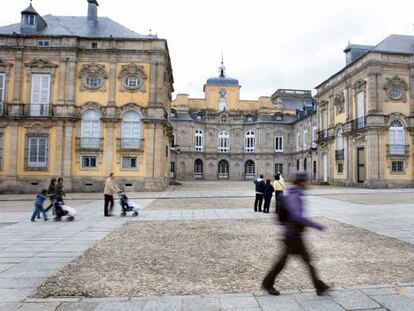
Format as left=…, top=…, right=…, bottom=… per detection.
left=335, top=149, right=344, bottom=161
left=76, top=137, right=103, bottom=152
left=387, top=144, right=409, bottom=157
left=344, top=117, right=367, bottom=133
left=317, top=128, right=335, bottom=142
left=117, top=138, right=144, bottom=152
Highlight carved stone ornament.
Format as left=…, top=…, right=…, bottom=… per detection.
left=118, top=64, right=147, bottom=92
left=25, top=58, right=58, bottom=69
left=383, top=75, right=408, bottom=102
left=352, top=79, right=367, bottom=93
left=334, top=92, right=345, bottom=115
left=319, top=99, right=329, bottom=108
left=0, top=58, right=13, bottom=72
left=79, top=64, right=108, bottom=92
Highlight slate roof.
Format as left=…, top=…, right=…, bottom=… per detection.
left=206, top=76, right=239, bottom=86
left=0, top=15, right=150, bottom=39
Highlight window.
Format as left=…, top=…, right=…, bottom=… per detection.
left=336, top=128, right=344, bottom=150
left=391, top=161, right=404, bottom=173
left=218, top=131, right=230, bottom=153
left=296, top=133, right=301, bottom=151
left=303, top=129, right=308, bottom=150
left=337, top=163, right=343, bottom=173
left=296, top=159, right=300, bottom=171
left=389, top=120, right=405, bottom=155
left=126, top=76, right=139, bottom=88
left=171, top=133, right=177, bottom=150
left=81, top=110, right=101, bottom=148
left=322, top=110, right=328, bottom=131
left=82, top=156, right=97, bottom=168
left=356, top=91, right=365, bottom=127
left=244, top=130, right=256, bottom=153
left=275, top=113, right=283, bottom=121
left=91, top=42, right=98, bottom=49
left=195, top=129, right=204, bottom=151
left=122, top=156, right=138, bottom=169
left=0, top=73, right=5, bottom=115
left=312, top=126, right=318, bottom=148
left=26, top=136, right=48, bottom=168
left=194, top=159, right=203, bottom=178
left=218, top=160, right=229, bottom=179
left=245, top=160, right=255, bottom=179
left=274, top=163, right=283, bottom=175
left=275, top=136, right=283, bottom=152
left=30, top=74, right=50, bottom=116
left=37, top=40, right=50, bottom=47
left=121, top=111, right=141, bottom=148
left=220, top=114, right=227, bottom=123
left=86, top=75, right=102, bottom=89
left=170, top=162, right=175, bottom=173
left=24, top=15, right=35, bottom=26
left=304, top=158, right=307, bottom=171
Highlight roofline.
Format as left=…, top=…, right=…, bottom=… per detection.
left=314, top=49, right=414, bottom=89
left=0, top=32, right=163, bottom=41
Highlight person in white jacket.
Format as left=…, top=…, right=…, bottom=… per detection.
left=104, top=173, right=121, bottom=217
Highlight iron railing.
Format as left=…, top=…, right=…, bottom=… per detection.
left=317, top=128, right=335, bottom=142
left=344, top=116, right=367, bottom=132
left=387, top=144, right=409, bottom=157
left=117, top=138, right=144, bottom=151
left=76, top=137, right=103, bottom=151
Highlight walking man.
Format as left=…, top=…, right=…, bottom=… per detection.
left=253, top=174, right=265, bottom=212
left=262, top=172, right=329, bottom=296
left=104, top=173, right=121, bottom=217
left=273, top=173, right=285, bottom=213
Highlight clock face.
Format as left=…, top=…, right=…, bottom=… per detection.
left=219, top=89, right=226, bottom=97
left=389, top=87, right=402, bottom=100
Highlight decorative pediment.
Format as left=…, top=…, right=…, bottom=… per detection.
left=79, top=63, right=108, bottom=79
left=383, top=75, right=408, bottom=102
left=118, top=64, right=147, bottom=79
left=334, top=92, right=345, bottom=115
left=25, top=58, right=58, bottom=69
left=76, top=102, right=103, bottom=116
left=352, top=79, right=366, bottom=93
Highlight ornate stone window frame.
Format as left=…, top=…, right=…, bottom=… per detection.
left=24, top=122, right=50, bottom=171
left=25, top=59, right=57, bottom=108
left=79, top=63, right=108, bottom=92
left=383, top=75, right=408, bottom=102
left=0, top=59, right=13, bottom=103
left=388, top=159, right=407, bottom=175
left=118, top=64, right=147, bottom=93
left=352, top=79, right=367, bottom=118
left=334, top=92, right=345, bottom=115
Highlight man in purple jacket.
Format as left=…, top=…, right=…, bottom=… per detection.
left=261, top=172, right=329, bottom=296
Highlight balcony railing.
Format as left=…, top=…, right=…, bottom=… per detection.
left=387, top=144, right=409, bottom=157
left=344, top=116, right=367, bottom=132
left=117, top=138, right=144, bottom=150
left=317, top=128, right=335, bottom=142
left=76, top=137, right=103, bottom=151
left=30, top=104, right=51, bottom=117
left=335, top=149, right=344, bottom=161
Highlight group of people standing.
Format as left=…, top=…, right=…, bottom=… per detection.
left=30, top=177, right=65, bottom=222
left=253, top=172, right=285, bottom=213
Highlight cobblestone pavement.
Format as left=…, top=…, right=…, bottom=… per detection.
left=0, top=183, right=413, bottom=310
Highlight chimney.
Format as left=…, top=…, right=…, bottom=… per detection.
left=87, top=0, right=99, bottom=25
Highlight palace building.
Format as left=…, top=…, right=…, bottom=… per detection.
left=316, top=35, right=414, bottom=188
left=0, top=0, right=174, bottom=193
left=170, top=62, right=314, bottom=181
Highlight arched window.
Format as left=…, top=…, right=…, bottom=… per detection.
left=389, top=120, right=405, bottom=155
left=194, top=159, right=203, bottom=178
left=121, top=111, right=141, bottom=148
left=195, top=129, right=204, bottom=152
left=81, top=110, right=101, bottom=148
left=218, top=160, right=229, bottom=179
left=218, top=131, right=230, bottom=153
left=245, top=160, right=255, bottom=180
left=244, top=130, right=256, bottom=153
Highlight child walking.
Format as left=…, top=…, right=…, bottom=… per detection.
left=31, top=189, right=49, bottom=222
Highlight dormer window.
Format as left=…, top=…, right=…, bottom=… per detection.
left=37, top=40, right=50, bottom=47
left=24, top=15, right=35, bottom=25
left=91, top=42, right=98, bottom=49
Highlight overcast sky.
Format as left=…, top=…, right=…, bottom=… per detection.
left=2, top=0, right=414, bottom=99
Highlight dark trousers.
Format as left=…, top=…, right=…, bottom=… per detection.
left=262, top=237, right=324, bottom=290
left=254, top=194, right=264, bottom=211
left=104, top=194, right=114, bottom=216
left=275, top=191, right=283, bottom=213
left=31, top=204, right=48, bottom=221
left=263, top=196, right=272, bottom=213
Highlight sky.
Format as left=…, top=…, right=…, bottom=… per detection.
left=2, top=0, right=414, bottom=99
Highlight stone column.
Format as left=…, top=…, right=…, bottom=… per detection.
left=107, top=55, right=117, bottom=107
left=66, top=57, right=76, bottom=107
left=57, top=54, right=67, bottom=106
left=145, top=122, right=155, bottom=177
left=366, top=130, right=379, bottom=183
left=345, top=82, right=352, bottom=121
left=104, top=121, right=115, bottom=176
left=8, top=123, right=18, bottom=176
left=367, top=69, right=381, bottom=114
left=62, top=122, right=73, bottom=178
left=410, top=68, right=414, bottom=115
left=54, top=122, right=64, bottom=177
left=12, top=52, right=23, bottom=104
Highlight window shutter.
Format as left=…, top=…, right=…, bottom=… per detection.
left=0, top=74, right=5, bottom=102
left=40, top=75, right=51, bottom=104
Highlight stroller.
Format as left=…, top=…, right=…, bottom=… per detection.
left=118, top=192, right=140, bottom=217
left=54, top=198, right=76, bottom=222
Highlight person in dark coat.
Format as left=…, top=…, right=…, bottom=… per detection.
left=261, top=172, right=330, bottom=296
left=263, top=179, right=274, bottom=213
left=44, top=178, right=57, bottom=214
left=253, top=174, right=265, bottom=212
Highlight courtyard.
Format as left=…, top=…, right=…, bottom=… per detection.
left=0, top=182, right=414, bottom=310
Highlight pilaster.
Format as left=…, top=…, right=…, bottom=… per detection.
left=104, top=121, right=115, bottom=176
left=8, top=123, right=18, bottom=176
left=57, top=54, right=67, bottom=105
left=63, top=122, right=73, bottom=178
left=107, top=54, right=117, bottom=107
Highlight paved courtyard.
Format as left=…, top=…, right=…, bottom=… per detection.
left=0, top=182, right=413, bottom=310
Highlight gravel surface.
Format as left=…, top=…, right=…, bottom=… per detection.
left=320, top=193, right=414, bottom=205
left=146, top=197, right=257, bottom=210
left=35, top=217, right=414, bottom=298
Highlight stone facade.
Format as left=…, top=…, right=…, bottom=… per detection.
left=170, top=63, right=314, bottom=181
left=0, top=1, right=173, bottom=193
left=316, top=37, right=414, bottom=188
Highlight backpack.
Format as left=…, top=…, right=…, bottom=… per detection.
left=276, top=195, right=289, bottom=223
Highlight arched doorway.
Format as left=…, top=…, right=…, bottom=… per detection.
left=218, top=160, right=229, bottom=179
left=245, top=160, right=255, bottom=180
left=194, top=159, right=203, bottom=179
